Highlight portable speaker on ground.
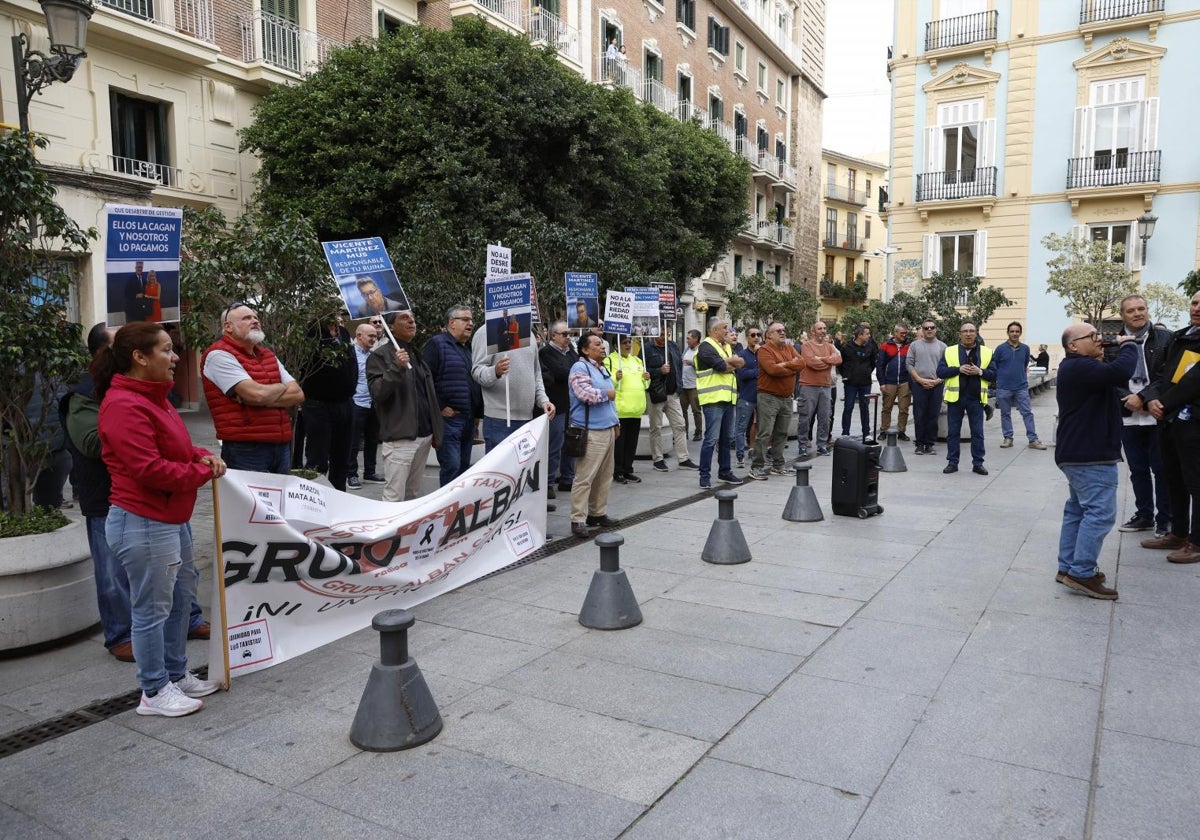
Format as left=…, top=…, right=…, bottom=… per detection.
left=831, top=437, right=883, bottom=519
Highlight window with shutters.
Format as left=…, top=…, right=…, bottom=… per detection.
left=735, top=41, right=746, bottom=75
left=110, top=91, right=176, bottom=187
left=676, top=0, right=695, bottom=32
left=707, top=16, right=729, bottom=57
left=847, top=213, right=859, bottom=249
left=920, top=97, right=996, bottom=201
left=922, top=231, right=988, bottom=278
left=1082, top=222, right=1142, bottom=269
left=1068, top=76, right=1160, bottom=189
left=261, top=0, right=300, bottom=72
left=825, top=208, right=838, bottom=246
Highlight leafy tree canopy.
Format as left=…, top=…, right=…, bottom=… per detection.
left=724, top=273, right=819, bottom=337
left=1042, top=232, right=1138, bottom=328
left=1179, top=268, right=1200, bottom=297
left=0, top=132, right=96, bottom=516
left=1141, top=282, right=1189, bottom=327
left=241, top=17, right=749, bottom=328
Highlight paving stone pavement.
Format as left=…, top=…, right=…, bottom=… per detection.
left=3, top=391, right=1200, bottom=839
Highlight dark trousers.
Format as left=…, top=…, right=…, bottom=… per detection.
left=911, top=383, right=944, bottom=447
left=348, top=404, right=380, bottom=479
left=1121, top=424, right=1170, bottom=528
left=33, top=449, right=71, bottom=508
left=946, top=399, right=986, bottom=467
left=614, top=417, right=641, bottom=477
left=436, top=412, right=474, bottom=486
left=842, top=384, right=872, bottom=437
left=303, top=398, right=352, bottom=491
left=1160, top=418, right=1200, bottom=543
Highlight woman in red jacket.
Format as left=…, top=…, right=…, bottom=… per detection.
left=94, top=322, right=227, bottom=717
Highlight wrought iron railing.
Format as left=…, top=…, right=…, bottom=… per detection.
left=1066, top=149, right=1161, bottom=189
left=596, top=55, right=642, bottom=98
left=476, top=0, right=524, bottom=27
left=915, top=166, right=998, bottom=201
left=108, top=154, right=183, bottom=188
left=1079, top=0, right=1163, bottom=24
left=824, top=183, right=869, bottom=205
left=526, top=7, right=580, bottom=62
left=777, top=160, right=797, bottom=185
left=96, top=0, right=215, bottom=43
left=643, top=78, right=677, bottom=116
left=239, top=11, right=341, bottom=74
left=925, top=9, right=998, bottom=51
left=732, top=0, right=802, bottom=67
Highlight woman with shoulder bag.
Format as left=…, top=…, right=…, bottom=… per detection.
left=567, top=334, right=621, bottom=538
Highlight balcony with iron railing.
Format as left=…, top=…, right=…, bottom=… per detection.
left=596, top=55, right=642, bottom=99
left=708, top=117, right=735, bottom=149
left=776, top=160, right=797, bottom=188
left=1080, top=0, right=1164, bottom=24
left=734, top=136, right=758, bottom=167
left=643, top=78, right=677, bottom=116
left=822, top=232, right=864, bottom=252
left=723, top=0, right=803, bottom=69
left=1066, top=149, right=1161, bottom=190
left=526, top=6, right=580, bottom=64
left=105, top=155, right=184, bottom=189
left=753, top=149, right=778, bottom=178
left=924, top=9, right=998, bottom=53
left=93, top=0, right=217, bottom=56
left=915, top=166, right=998, bottom=202
left=448, top=0, right=524, bottom=32
left=824, top=183, right=869, bottom=206
left=239, top=11, right=343, bottom=75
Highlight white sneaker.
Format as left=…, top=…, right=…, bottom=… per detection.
left=137, top=681, right=203, bottom=717
left=174, top=671, right=220, bottom=698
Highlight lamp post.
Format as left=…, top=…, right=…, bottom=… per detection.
left=873, top=245, right=900, bottom=302
left=1136, top=213, right=1157, bottom=266
left=11, top=0, right=95, bottom=134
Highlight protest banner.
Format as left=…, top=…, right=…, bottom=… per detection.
left=322, top=237, right=410, bottom=320
left=208, top=417, right=549, bottom=684
left=603, top=291, right=634, bottom=336
left=486, top=243, right=512, bottom=280
left=628, top=286, right=661, bottom=338
left=103, top=204, right=183, bottom=326
left=565, top=272, right=599, bottom=331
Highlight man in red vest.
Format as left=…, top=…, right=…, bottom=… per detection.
left=202, top=303, right=304, bottom=473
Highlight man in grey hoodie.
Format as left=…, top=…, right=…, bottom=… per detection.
left=472, top=324, right=555, bottom=453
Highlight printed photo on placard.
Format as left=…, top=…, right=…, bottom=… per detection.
left=104, top=204, right=183, bottom=326
left=565, top=272, right=600, bottom=330
left=322, top=238, right=410, bottom=318
left=484, top=274, right=534, bottom=354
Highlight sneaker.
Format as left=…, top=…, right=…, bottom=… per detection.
left=718, top=472, right=744, bottom=486
left=174, top=671, right=220, bottom=698
left=984, top=404, right=995, bottom=421
left=1028, top=440, right=1047, bottom=450
left=137, top=681, right=204, bottom=717
left=624, top=473, right=642, bottom=484
left=1000, top=438, right=1013, bottom=448
left=346, top=476, right=362, bottom=490
left=797, top=448, right=809, bottom=459
left=612, top=474, right=628, bottom=484
left=770, top=465, right=795, bottom=476
left=653, top=459, right=669, bottom=472
left=547, top=485, right=557, bottom=499
left=557, top=481, right=573, bottom=492
left=747, top=468, right=769, bottom=481
left=678, top=459, right=699, bottom=470
left=1141, top=532, right=1186, bottom=549
left=736, top=455, right=745, bottom=468
left=1118, top=515, right=1155, bottom=533
left=1154, top=525, right=1170, bottom=538
left=692, top=432, right=703, bottom=441
left=362, top=473, right=386, bottom=484
left=1166, top=542, right=1200, bottom=564
left=898, top=432, right=910, bottom=441
left=699, top=478, right=712, bottom=489
left=586, top=515, right=621, bottom=527
left=1062, top=573, right=1118, bottom=600
left=817, top=447, right=832, bottom=456
left=1057, top=570, right=1106, bottom=584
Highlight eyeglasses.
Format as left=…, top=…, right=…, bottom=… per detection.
left=922, top=325, right=936, bottom=330
left=451, top=316, right=474, bottom=323
left=1081, top=332, right=1102, bottom=342
left=748, top=332, right=761, bottom=338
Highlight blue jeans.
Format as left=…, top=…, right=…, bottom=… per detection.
left=735, top=399, right=756, bottom=458
left=436, top=412, right=475, bottom=486
left=348, top=404, right=380, bottom=479
left=1057, top=463, right=1118, bottom=579
left=841, top=384, right=872, bottom=437
left=87, top=515, right=131, bottom=649
left=996, top=386, right=1037, bottom=442
left=945, top=399, right=985, bottom=467
left=222, top=440, right=292, bottom=474
left=546, top=411, right=574, bottom=485
left=700, top=403, right=736, bottom=481
left=483, top=415, right=523, bottom=453
left=1121, top=424, right=1170, bottom=528
left=911, top=382, right=944, bottom=447
left=106, top=508, right=196, bottom=693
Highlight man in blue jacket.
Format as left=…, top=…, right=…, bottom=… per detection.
left=734, top=327, right=761, bottom=469
left=993, top=321, right=1047, bottom=451
left=875, top=324, right=911, bottom=441
left=1054, top=323, right=1137, bottom=599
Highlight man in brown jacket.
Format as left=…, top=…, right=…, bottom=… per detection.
left=796, top=321, right=843, bottom=457
left=747, top=322, right=807, bottom=479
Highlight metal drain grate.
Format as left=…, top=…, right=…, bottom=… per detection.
left=0, top=667, right=209, bottom=759
left=0, top=488, right=717, bottom=758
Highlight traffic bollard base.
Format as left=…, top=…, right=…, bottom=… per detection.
left=701, top=519, right=752, bottom=565
left=350, top=658, right=443, bottom=752
left=579, top=569, right=643, bottom=630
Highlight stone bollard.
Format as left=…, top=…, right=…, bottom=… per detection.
left=579, top=533, right=643, bottom=630
left=782, top=463, right=824, bottom=522
left=877, top=428, right=908, bottom=473
left=349, top=609, right=443, bottom=752
left=701, top=490, right=752, bottom=565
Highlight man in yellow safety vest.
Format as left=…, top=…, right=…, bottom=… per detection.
left=695, top=317, right=746, bottom=488
left=937, top=322, right=996, bottom=475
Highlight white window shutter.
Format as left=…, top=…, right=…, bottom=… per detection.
left=1071, top=224, right=1088, bottom=241
left=925, top=125, right=943, bottom=172
left=1073, top=106, right=1093, bottom=157
left=1127, top=223, right=1143, bottom=270
left=1142, top=97, right=1159, bottom=152
left=923, top=233, right=939, bottom=278
left=979, top=118, right=996, bottom=167
left=973, top=230, right=988, bottom=277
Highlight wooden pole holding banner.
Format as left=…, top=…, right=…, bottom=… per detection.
left=210, top=481, right=232, bottom=690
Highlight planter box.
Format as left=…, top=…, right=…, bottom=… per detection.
left=0, top=518, right=98, bottom=652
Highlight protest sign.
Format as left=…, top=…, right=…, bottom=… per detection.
left=486, top=244, right=512, bottom=280
left=654, top=281, right=677, bottom=321
left=603, top=291, right=634, bottom=335
left=628, top=287, right=661, bottom=337
left=565, top=272, right=599, bottom=331
left=322, top=237, right=410, bottom=319
left=484, top=273, right=533, bottom=354
left=208, top=417, right=549, bottom=683
left=103, top=204, right=183, bottom=325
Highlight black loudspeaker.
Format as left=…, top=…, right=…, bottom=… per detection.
left=831, top=437, right=883, bottom=519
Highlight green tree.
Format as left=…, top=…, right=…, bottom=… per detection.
left=1179, top=268, right=1200, bottom=297
left=1042, top=232, right=1139, bottom=327
left=723, top=273, right=818, bottom=337
left=1142, top=282, right=1189, bottom=326
left=0, top=132, right=96, bottom=517
left=241, top=18, right=749, bottom=329
left=178, top=207, right=344, bottom=384
left=836, top=271, right=1013, bottom=345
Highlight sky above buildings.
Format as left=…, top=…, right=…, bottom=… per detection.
left=822, top=0, right=894, bottom=160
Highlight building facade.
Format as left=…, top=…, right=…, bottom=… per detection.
left=817, top=148, right=888, bottom=323
left=886, top=0, right=1200, bottom=349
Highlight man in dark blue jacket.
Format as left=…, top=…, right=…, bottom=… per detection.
left=875, top=324, right=911, bottom=441
left=1054, top=322, right=1137, bottom=599
left=422, top=305, right=478, bottom=486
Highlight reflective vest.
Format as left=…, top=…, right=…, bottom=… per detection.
left=603, top=352, right=649, bottom=418
left=943, top=344, right=992, bottom=404
left=695, top=337, right=738, bottom=405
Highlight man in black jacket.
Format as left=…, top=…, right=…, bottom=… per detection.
left=301, top=315, right=357, bottom=491
left=644, top=333, right=697, bottom=472
left=1138, top=291, right=1200, bottom=563
left=539, top=320, right=578, bottom=495
left=840, top=324, right=877, bottom=440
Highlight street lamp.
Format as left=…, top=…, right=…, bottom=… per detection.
left=11, top=0, right=95, bottom=134
left=872, top=245, right=901, bottom=302
left=1136, top=213, right=1157, bottom=265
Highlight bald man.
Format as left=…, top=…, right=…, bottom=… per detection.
left=1054, top=322, right=1137, bottom=600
